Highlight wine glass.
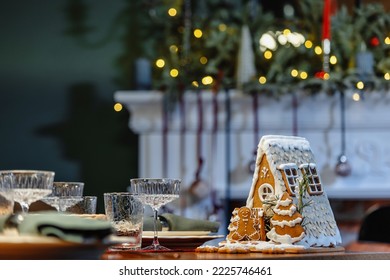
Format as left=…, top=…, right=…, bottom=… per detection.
left=1, top=170, right=54, bottom=213
left=0, top=172, right=14, bottom=215
left=41, top=181, right=84, bottom=212
left=130, top=178, right=181, bottom=251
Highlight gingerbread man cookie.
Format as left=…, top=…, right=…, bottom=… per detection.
left=227, top=206, right=261, bottom=241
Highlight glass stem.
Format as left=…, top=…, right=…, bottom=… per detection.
left=19, top=202, right=29, bottom=213
left=152, top=208, right=160, bottom=247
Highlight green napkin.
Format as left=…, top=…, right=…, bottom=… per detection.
left=0, top=211, right=113, bottom=244
left=143, top=213, right=220, bottom=232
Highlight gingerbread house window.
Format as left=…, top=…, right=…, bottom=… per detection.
left=299, top=163, right=323, bottom=195
left=278, top=163, right=299, bottom=196
left=258, top=183, right=274, bottom=201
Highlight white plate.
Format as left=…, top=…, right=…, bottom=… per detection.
left=143, top=231, right=212, bottom=237
left=141, top=232, right=225, bottom=249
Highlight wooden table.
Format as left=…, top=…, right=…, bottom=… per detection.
left=101, top=249, right=390, bottom=260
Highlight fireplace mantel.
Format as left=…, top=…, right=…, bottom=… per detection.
left=115, top=89, right=390, bottom=200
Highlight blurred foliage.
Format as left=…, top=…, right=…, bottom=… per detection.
left=64, top=0, right=390, bottom=96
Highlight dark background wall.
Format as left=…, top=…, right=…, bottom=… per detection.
left=0, top=1, right=138, bottom=213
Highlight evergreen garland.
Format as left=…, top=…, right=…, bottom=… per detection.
left=64, top=0, right=390, bottom=96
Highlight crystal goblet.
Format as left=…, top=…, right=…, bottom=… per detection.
left=1, top=170, right=54, bottom=213
left=41, top=181, right=84, bottom=212
left=130, top=178, right=181, bottom=251
left=0, top=172, right=14, bottom=215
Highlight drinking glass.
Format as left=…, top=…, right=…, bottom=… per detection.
left=65, top=196, right=97, bottom=214
left=0, top=172, right=14, bottom=215
left=104, top=192, right=144, bottom=251
left=41, top=181, right=84, bottom=212
left=130, top=178, right=181, bottom=251
left=1, top=170, right=54, bottom=213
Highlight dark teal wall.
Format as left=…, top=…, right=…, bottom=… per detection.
left=0, top=0, right=138, bottom=213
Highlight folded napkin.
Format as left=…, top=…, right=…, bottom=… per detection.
left=143, top=213, right=220, bottom=232
left=0, top=211, right=113, bottom=244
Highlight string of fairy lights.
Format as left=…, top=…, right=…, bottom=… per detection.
left=147, top=2, right=389, bottom=95
left=108, top=1, right=389, bottom=112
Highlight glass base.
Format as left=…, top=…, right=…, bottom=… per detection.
left=142, top=243, right=172, bottom=251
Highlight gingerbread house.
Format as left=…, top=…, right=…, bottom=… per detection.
left=245, top=135, right=342, bottom=247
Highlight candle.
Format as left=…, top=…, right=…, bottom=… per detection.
left=322, top=0, right=331, bottom=72
left=322, top=0, right=331, bottom=40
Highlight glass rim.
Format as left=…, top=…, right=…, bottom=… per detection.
left=130, top=178, right=181, bottom=182
left=53, top=181, right=84, bottom=185
left=0, top=170, right=55, bottom=175
left=104, top=192, right=140, bottom=196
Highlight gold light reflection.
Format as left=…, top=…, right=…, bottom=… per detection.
left=114, top=103, right=123, bottom=112
left=170, top=69, right=179, bottom=77
left=314, top=46, right=322, bottom=55
left=194, top=29, right=203, bottom=38
left=200, top=56, right=208, bottom=64
left=156, top=59, right=165, bottom=68
left=168, top=8, right=177, bottom=17
left=304, top=40, right=313, bottom=48
left=330, top=55, right=337, bottom=64
left=202, top=76, right=213, bottom=85
left=169, top=45, right=178, bottom=53
left=352, top=93, right=361, bottom=101
left=264, top=50, right=273, bottom=59
left=218, top=24, right=227, bottom=32
left=291, top=69, right=298, bottom=77
left=300, top=71, right=308, bottom=79
left=323, top=73, right=330, bottom=80
left=258, top=76, right=267, bottom=84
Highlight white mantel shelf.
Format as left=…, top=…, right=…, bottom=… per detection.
left=115, top=89, right=390, bottom=200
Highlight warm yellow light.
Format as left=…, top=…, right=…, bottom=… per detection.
left=114, top=103, right=123, bottom=112
left=192, top=81, right=199, bottom=87
left=169, top=45, right=178, bottom=53
left=202, top=76, right=213, bottom=85
left=258, top=76, right=267, bottom=84
left=385, top=73, right=390, bottom=80
left=200, top=56, right=208, bottom=64
left=330, top=55, right=337, bottom=64
left=314, top=46, right=322, bottom=55
left=264, top=50, right=273, bottom=59
left=194, top=29, right=203, bottom=38
left=356, top=81, right=364, bottom=90
left=291, top=69, right=299, bottom=77
left=170, top=69, right=179, bottom=77
left=304, top=40, right=313, bottom=48
left=323, top=73, right=330, bottom=80
left=168, top=8, right=177, bottom=17
left=155, top=59, right=165, bottom=68
left=385, top=37, right=390, bottom=45
left=218, top=24, right=227, bottom=32
left=352, top=93, right=361, bottom=101
left=283, top=29, right=291, bottom=36
left=300, top=71, right=308, bottom=79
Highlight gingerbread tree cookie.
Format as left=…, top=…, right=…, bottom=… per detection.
left=266, top=192, right=305, bottom=244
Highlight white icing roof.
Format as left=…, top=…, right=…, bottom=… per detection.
left=246, top=135, right=342, bottom=247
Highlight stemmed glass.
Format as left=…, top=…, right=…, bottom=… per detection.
left=42, top=181, right=84, bottom=212
left=0, top=172, right=14, bottom=215
left=1, top=170, right=54, bottom=213
left=130, top=178, right=181, bottom=251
